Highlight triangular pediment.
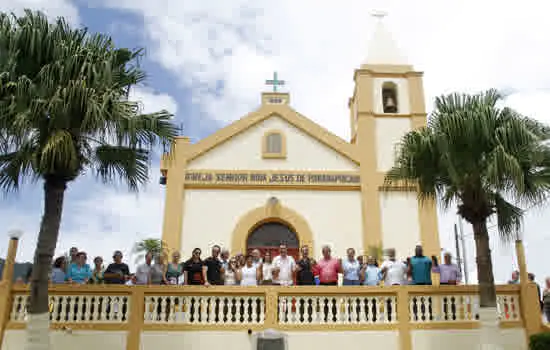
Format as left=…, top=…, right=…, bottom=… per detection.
left=186, top=103, right=359, bottom=166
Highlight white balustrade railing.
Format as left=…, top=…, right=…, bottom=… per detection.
left=409, top=293, right=521, bottom=323
left=10, top=294, right=130, bottom=323
left=6, top=285, right=524, bottom=329
left=143, top=295, right=265, bottom=325
left=278, top=295, right=397, bottom=325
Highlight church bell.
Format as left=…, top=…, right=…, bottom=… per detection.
left=383, top=96, right=397, bottom=113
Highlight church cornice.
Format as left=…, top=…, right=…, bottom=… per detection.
left=353, top=66, right=423, bottom=80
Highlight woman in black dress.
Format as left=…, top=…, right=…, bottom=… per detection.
left=183, top=248, right=205, bottom=285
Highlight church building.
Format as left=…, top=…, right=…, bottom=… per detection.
left=159, top=17, right=440, bottom=261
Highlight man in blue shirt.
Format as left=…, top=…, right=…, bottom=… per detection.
left=408, top=245, right=433, bottom=285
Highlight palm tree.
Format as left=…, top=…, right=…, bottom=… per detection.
left=0, top=10, right=178, bottom=350
left=385, top=89, right=550, bottom=346
left=133, top=238, right=165, bottom=264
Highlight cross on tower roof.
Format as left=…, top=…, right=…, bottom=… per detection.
left=265, top=71, right=285, bottom=92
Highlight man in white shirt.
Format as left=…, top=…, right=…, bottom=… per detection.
left=272, top=244, right=295, bottom=286
left=251, top=249, right=263, bottom=268
left=135, top=252, right=153, bottom=285
left=380, top=248, right=407, bottom=286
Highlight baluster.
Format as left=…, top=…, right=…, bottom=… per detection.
left=49, top=296, right=58, bottom=323
left=278, top=298, right=286, bottom=324
left=189, top=298, right=198, bottom=323
left=183, top=297, right=191, bottom=323
left=376, top=296, right=385, bottom=323
left=510, top=295, right=519, bottom=320
left=217, top=297, right=226, bottom=324
left=409, top=296, right=417, bottom=322
left=207, top=297, right=216, bottom=324
left=251, top=297, right=258, bottom=324
left=358, top=297, right=366, bottom=323
left=310, top=297, right=318, bottom=324
left=390, top=297, right=397, bottom=323
left=82, top=296, right=92, bottom=322
left=235, top=297, right=243, bottom=323
left=291, top=297, right=299, bottom=324
left=326, top=298, right=334, bottom=324
left=167, top=296, right=176, bottom=323
left=143, top=297, right=152, bottom=323
left=259, top=297, right=265, bottom=323
left=66, top=296, right=75, bottom=322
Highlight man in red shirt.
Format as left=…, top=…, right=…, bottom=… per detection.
left=316, top=245, right=340, bottom=286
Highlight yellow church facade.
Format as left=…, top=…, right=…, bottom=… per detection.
left=159, top=21, right=440, bottom=261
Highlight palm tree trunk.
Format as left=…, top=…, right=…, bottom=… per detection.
left=472, top=219, right=501, bottom=350
left=25, top=176, right=67, bottom=350
left=472, top=220, right=497, bottom=308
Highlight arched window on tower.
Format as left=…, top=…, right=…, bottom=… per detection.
left=262, top=130, right=286, bottom=159
left=382, top=82, right=399, bottom=114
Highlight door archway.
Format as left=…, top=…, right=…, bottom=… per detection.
left=247, top=221, right=300, bottom=260
left=231, top=204, right=314, bottom=257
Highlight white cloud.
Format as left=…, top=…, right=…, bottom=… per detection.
left=0, top=0, right=80, bottom=24
left=129, top=86, right=178, bottom=116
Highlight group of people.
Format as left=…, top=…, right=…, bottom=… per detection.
left=45, top=243, right=463, bottom=287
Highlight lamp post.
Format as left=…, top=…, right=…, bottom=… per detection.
left=514, top=232, right=528, bottom=284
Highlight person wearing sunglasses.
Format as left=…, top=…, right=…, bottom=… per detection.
left=183, top=248, right=205, bottom=285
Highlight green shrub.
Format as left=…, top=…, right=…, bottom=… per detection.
left=530, top=332, right=550, bottom=350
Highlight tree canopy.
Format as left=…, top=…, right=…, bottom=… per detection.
left=385, top=89, right=550, bottom=240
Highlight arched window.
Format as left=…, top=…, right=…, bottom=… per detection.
left=382, top=82, right=399, bottom=114
left=262, top=130, right=286, bottom=159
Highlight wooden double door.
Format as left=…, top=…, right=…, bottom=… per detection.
left=246, top=221, right=300, bottom=261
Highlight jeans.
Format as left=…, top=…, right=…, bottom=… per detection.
left=343, top=279, right=360, bottom=286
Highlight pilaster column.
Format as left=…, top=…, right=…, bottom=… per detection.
left=516, top=240, right=541, bottom=339
left=161, top=138, right=190, bottom=254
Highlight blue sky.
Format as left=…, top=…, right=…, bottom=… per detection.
left=1, top=0, right=550, bottom=284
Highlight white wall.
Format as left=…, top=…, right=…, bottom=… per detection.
left=142, top=331, right=399, bottom=350
left=375, top=117, right=411, bottom=172
left=2, top=328, right=528, bottom=350
left=180, top=189, right=363, bottom=259
left=379, top=192, right=421, bottom=260
left=373, top=77, right=411, bottom=115
left=412, top=328, right=527, bottom=350
left=2, top=330, right=126, bottom=350
left=187, top=116, right=358, bottom=171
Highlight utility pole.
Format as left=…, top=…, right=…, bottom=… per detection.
left=454, top=223, right=463, bottom=281
left=458, top=218, right=469, bottom=284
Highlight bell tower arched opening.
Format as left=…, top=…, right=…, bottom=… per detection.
left=382, top=81, right=398, bottom=113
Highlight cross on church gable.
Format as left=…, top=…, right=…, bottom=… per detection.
left=265, top=71, right=285, bottom=92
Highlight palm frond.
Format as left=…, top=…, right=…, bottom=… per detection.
left=93, top=145, right=149, bottom=191
left=0, top=9, right=178, bottom=194
left=492, top=193, right=523, bottom=242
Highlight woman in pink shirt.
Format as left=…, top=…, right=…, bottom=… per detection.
left=316, top=245, right=340, bottom=286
